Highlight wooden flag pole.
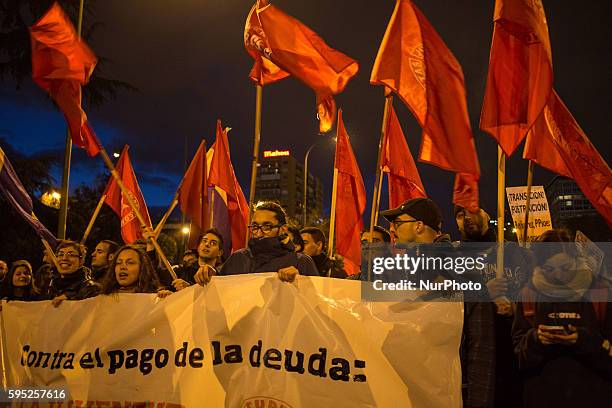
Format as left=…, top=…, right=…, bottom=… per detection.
left=209, top=189, right=215, bottom=229
left=497, top=146, right=506, bottom=278
left=328, top=167, right=340, bottom=258
left=368, top=94, right=393, bottom=242
left=57, top=0, right=86, bottom=239
left=522, top=160, right=535, bottom=245
left=80, top=194, right=106, bottom=244
left=98, top=147, right=177, bottom=280
left=247, top=85, right=263, bottom=243
left=154, top=193, right=179, bottom=237
left=40, top=239, right=61, bottom=272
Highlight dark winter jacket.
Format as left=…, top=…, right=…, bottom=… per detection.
left=219, top=237, right=318, bottom=277
left=47, top=267, right=100, bottom=300
left=90, top=265, right=108, bottom=283
left=311, top=253, right=347, bottom=279
left=512, top=284, right=612, bottom=408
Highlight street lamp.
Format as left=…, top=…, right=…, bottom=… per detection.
left=303, top=137, right=336, bottom=226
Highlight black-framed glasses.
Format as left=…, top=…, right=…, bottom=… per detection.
left=56, top=251, right=81, bottom=259
left=248, top=223, right=282, bottom=234
left=392, top=219, right=418, bottom=228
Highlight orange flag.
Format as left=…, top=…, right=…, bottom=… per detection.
left=177, top=140, right=210, bottom=249
left=244, top=0, right=359, bottom=133
left=208, top=120, right=249, bottom=253
left=370, top=0, right=480, bottom=210
left=334, top=110, right=366, bottom=275
left=103, top=146, right=152, bottom=244
left=524, top=91, right=612, bottom=226
left=30, top=2, right=100, bottom=157
left=382, top=105, right=426, bottom=208
left=480, top=0, right=553, bottom=157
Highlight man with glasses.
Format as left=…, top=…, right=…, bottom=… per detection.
left=47, top=240, right=100, bottom=307
left=381, top=198, right=495, bottom=408
left=195, top=201, right=317, bottom=285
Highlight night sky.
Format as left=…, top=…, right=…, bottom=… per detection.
left=1, top=0, right=610, bottom=236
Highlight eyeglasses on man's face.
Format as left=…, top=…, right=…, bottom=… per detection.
left=391, top=219, right=418, bottom=229
left=248, top=223, right=282, bottom=234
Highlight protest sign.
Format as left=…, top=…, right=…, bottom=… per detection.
left=1, top=274, right=463, bottom=407
left=506, top=186, right=552, bottom=243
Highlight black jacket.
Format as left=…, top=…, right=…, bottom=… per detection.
left=47, top=267, right=100, bottom=300
left=512, top=287, right=612, bottom=407
left=311, top=254, right=347, bottom=279
left=220, top=238, right=318, bottom=277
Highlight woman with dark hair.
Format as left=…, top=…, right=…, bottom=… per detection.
left=512, top=229, right=612, bottom=407
left=1, top=260, right=38, bottom=301
left=100, top=245, right=172, bottom=298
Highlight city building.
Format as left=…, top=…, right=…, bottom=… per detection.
left=545, top=176, right=599, bottom=226
left=254, top=150, right=323, bottom=225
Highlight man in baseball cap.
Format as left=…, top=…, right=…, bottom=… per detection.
left=380, top=198, right=442, bottom=244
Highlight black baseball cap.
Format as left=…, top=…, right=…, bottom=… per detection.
left=381, top=198, right=442, bottom=232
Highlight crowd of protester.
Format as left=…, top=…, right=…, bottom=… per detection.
left=1, top=199, right=610, bottom=407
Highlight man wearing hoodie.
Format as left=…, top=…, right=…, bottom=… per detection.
left=195, top=201, right=318, bottom=285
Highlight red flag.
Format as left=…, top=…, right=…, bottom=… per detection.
left=453, top=173, right=480, bottom=214
left=244, top=0, right=359, bottom=133
left=177, top=140, right=210, bottom=249
left=382, top=105, right=426, bottom=208
left=480, top=0, right=553, bottom=157
left=30, top=2, right=100, bottom=156
left=370, top=0, right=480, bottom=210
left=333, top=110, right=366, bottom=275
left=524, top=91, right=612, bottom=226
left=208, top=120, right=249, bottom=253
left=103, top=146, right=152, bottom=244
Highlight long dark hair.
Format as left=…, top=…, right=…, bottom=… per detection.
left=100, top=245, right=161, bottom=294
left=2, top=260, right=37, bottom=300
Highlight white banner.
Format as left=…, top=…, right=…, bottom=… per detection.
left=506, top=185, right=552, bottom=243
left=1, top=274, right=463, bottom=407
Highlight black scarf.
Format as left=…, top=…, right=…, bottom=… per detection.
left=248, top=236, right=295, bottom=272
left=51, top=267, right=91, bottom=291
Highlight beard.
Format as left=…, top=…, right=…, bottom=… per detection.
left=461, top=221, right=483, bottom=240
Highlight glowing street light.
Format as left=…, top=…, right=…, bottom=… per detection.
left=41, top=190, right=61, bottom=209
left=181, top=226, right=190, bottom=235
left=113, top=152, right=120, bottom=158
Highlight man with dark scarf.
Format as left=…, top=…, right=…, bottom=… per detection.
left=300, top=227, right=346, bottom=278
left=195, top=201, right=318, bottom=284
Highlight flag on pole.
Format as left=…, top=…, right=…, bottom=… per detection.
left=208, top=120, right=249, bottom=253
left=382, top=105, right=426, bottom=208
left=333, top=110, right=366, bottom=275
left=244, top=0, right=359, bottom=133
left=524, top=91, right=612, bottom=226
left=370, top=0, right=480, bottom=210
left=103, top=146, right=152, bottom=244
left=29, top=2, right=100, bottom=157
left=177, top=140, right=210, bottom=249
left=0, top=146, right=58, bottom=247
left=480, top=0, right=553, bottom=157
